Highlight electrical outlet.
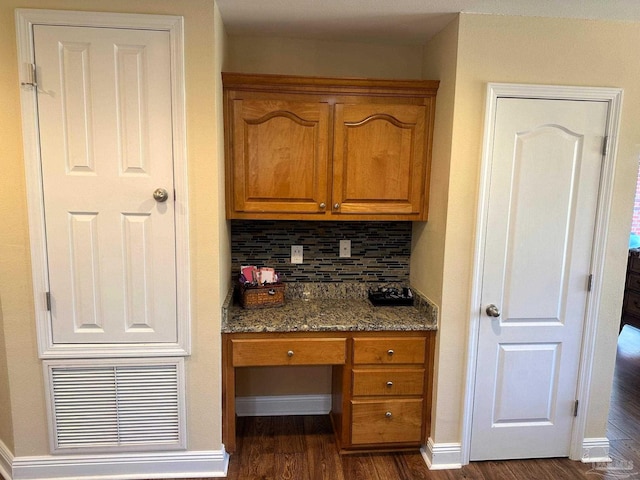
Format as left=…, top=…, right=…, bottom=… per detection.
left=291, top=245, right=303, bottom=264
left=339, top=239, right=351, bottom=258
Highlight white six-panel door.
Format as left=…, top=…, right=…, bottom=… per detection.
left=470, top=98, right=609, bottom=460
left=34, top=25, right=177, bottom=343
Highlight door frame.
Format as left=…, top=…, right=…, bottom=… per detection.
left=462, top=83, right=623, bottom=464
left=16, top=9, right=191, bottom=358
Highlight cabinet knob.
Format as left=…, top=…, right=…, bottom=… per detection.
left=385, top=411, right=392, bottom=418
left=386, top=381, right=393, bottom=387
left=287, top=350, right=294, bottom=357
left=319, top=202, right=326, bottom=209
left=387, top=349, right=394, bottom=356
left=333, top=203, right=340, bottom=209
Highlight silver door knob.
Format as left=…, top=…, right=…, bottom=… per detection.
left=319, top=202, right=326, bottom=209
left=334, top=203, right=340, bottom=209
left=287, top=350, right=294, bottom=357
left=385, top=411, right=392, bottom=418
left=153, top=188, right=169, bottom=202
left=486, top=304, right=501, bottom=317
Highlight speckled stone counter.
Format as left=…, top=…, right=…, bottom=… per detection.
left=222, top=282, right=438, bottom=333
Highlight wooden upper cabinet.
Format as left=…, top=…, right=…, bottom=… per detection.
left=333, top=103, right=427, bottom=216
left=230, top=98, right=330, bottom=214
left=223, top=73, right=438, bottom=221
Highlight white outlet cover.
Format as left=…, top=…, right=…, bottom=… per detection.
left=291, top=245, right=303, bottom=264
left=339, top=239, right=351, bottom=258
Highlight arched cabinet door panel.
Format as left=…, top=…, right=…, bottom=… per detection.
left=230, top=99, right=330, bottom=215
left=332, top=103, right=427, bottom=216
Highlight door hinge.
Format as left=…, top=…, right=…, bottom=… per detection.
left=45, top=292, right=51, bottom=311
left=573, top=400, right=579, bottom=417
left=587, top=274, right=593, bottom=292
left=21, top=63, right=37, bottom=89
left=602, top=136, right=608, bottom=156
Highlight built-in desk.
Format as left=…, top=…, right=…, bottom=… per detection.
left=222, top=287, right=437, bottom=454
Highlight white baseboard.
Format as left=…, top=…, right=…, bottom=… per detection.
left=581, top=437, right=611, bottom=463
left=235, top=394, right=332, bottom=417
left=421, top=438, right=462, bottom=470
left=0, top=438, right=13, bottom=480
left=10, top=449, right=229, bottom=480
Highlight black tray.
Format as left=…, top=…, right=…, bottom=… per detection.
left=368, top=292, right=414, bottom=307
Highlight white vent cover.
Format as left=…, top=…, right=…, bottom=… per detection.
left=44, top=358, right=185, bottom=452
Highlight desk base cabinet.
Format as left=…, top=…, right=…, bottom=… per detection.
left=222, top=331, right=435, bottom=454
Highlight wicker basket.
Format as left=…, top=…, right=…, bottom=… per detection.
left=237, top=283, right=285, bottom=309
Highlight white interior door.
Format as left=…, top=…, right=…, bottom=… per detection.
left=470, top=98, right=609, bottom=460
left=34, top=25, right=177, bottom=343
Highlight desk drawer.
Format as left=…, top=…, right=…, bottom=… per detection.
left=353, top=337, right=425, bottom=365
left=624, top=291, right=640, bottom=318
left=351, top=398, right=423, bottom=445
left=627, top=272, right=640, bottom=293
left=352, top=368, right=424, bottom=396
left=231, top=338, right=346, bottom=366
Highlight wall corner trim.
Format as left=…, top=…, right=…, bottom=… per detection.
left=0, top=439, right=14, bottom=480
left=421, top=438, right=462, bottom=470
left=10, top=448, right=229, bottom=479
left=581, top=437, right=611, bottom=464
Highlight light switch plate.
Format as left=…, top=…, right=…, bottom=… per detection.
left=291, top=245, right=303, bottom=264
left=339, top=239, right=351, bottom=258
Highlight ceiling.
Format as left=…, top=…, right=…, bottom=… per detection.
left=216, top=0, right=640, bottom=44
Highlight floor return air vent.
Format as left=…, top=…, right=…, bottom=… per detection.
left=44, top=358, right=186, bottom=452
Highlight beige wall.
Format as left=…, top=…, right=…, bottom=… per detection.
left=421, top=13, right=639, bottom=446
left=214, top=2, right=231, bottom=302
left=0, top=0, right=227, bottom=456
left=411, top=18, right=458, bottom=308
left=411, top=16, right=460, bottom=442
left=226, top=35, right=424, bottom=79
left=0, top=300, right=15, bottom=453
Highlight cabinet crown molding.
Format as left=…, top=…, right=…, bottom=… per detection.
left=222, top=72, right=439, bottom=97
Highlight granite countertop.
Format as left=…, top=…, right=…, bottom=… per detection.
left=222, top=282, right=438, bottom=334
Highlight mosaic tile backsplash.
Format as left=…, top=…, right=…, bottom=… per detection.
left=231, top=220, right=411, bottom=283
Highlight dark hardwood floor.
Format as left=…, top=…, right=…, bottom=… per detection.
left=605, top=325, right=640, bottom=476
left=2, top=327, right=639, bottom=480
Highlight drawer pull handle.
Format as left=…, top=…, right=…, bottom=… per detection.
left=287, top=350, right=294, bottom=357
left=385, top=411, right=392, bottom=418
left=386, top=381, right=394, bottom=387
left=387, top=349, right=394, bottom=356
